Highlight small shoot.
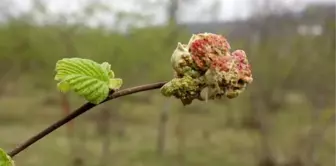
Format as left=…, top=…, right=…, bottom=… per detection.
left=55, top=58, right=123, bottom=104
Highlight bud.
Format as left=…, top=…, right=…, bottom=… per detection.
left=160, top=75, right=203, bottom=105
left=231, top=50, right=253, bottom=84
left=188, top=33, right=231, bottom=71
left=161, top=32, right=253, bottom=105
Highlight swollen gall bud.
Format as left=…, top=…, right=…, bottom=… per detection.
left=161, top=32, right=253, bottom=105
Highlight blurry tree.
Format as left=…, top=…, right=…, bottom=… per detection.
left=241, top=1, right=336, bottom=166
left=289, top=16, right=335, bottom=166
left=243, top=0, right=318, bottom=166
left=156, top=0, right=180, bottom=157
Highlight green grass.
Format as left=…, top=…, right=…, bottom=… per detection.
left=0, top=91, right=334, bottom=166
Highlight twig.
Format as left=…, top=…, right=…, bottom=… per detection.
left=8, top=81, right=167, bottom=157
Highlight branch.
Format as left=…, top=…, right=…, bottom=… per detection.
left=8, top=81, right=167, bottom=158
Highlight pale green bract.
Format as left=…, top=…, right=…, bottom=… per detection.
left=55, top=58, right=123, bottom=104
left=0, top=148, right=14, bottom=166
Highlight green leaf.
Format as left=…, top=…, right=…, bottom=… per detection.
left=0, top=148, right=14, bottom=166
left=101, top=62, right=115, bottom=78
left=55, top=58, right=123, bottom=104
left=109, top=78, right=123, bottom=89
left=57, top=81, right=71, bottom=92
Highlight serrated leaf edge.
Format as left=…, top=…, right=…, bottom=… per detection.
left=54, top=58, right=123, bottom=104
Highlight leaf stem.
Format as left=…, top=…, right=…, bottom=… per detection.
left=8, top=82, right=167, bottom=157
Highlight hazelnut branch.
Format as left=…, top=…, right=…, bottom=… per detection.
left=8, top=82, right=166, bottom=157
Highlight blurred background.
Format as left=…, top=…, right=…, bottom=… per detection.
left=0, top=0, right=335, bottom=166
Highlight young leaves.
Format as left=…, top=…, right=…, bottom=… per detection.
left=0, top=148, right=14, bottom=166
left=55, top=58, right=123, bottom=104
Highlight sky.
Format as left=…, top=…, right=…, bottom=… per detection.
left=4, top=0, right=336, bottom=26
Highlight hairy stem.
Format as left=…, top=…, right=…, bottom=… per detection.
left=8, top=82, right=167, bottom=157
